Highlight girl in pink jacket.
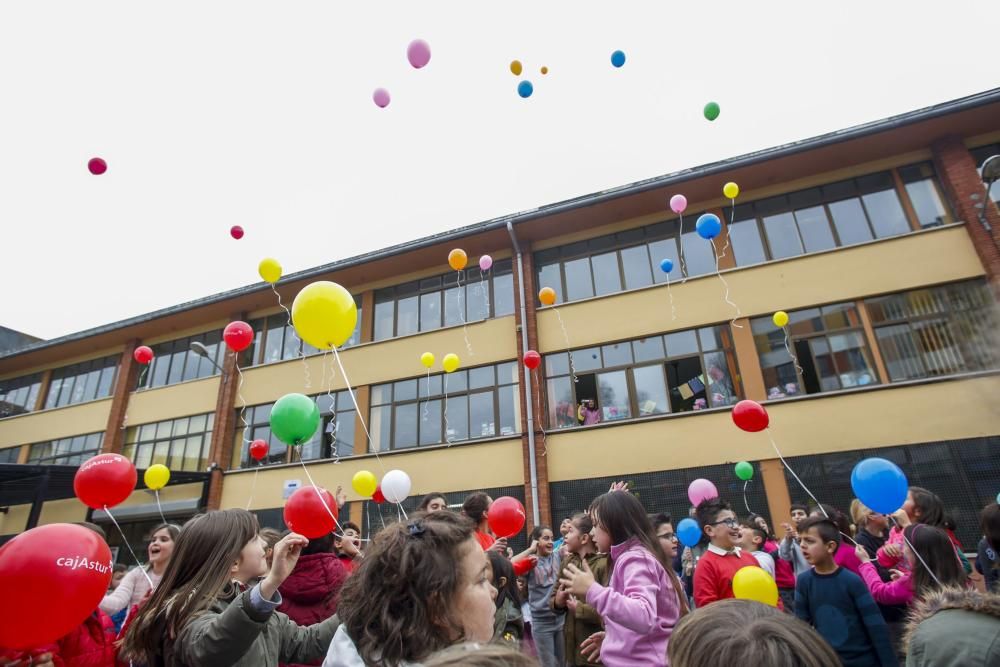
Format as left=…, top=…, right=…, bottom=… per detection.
left=856, top=524, right=967, bottom=607
left=560, top=490, right=688, bottom=666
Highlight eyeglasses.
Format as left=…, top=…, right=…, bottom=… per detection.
left=658, top=532, right=677, bottom=541
left=709, top=518, right=740, bottom=529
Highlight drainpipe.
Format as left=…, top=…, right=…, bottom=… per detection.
left=506, top=220, right=541, bottom=526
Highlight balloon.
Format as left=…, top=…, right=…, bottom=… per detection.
left=479, top=255, right=493, bottom=271
left=688, top=478, right=719, bottom=507
left=723, top=182, right=740, bottom=199
left=133, top=345, right=153, bottom=365
left=704, top=101, right=721, bottom=121
left=442, top=353, right=461, bottom=373
left=659, top=258, right=674, bottom=274
left=373, top=87, right=391, bottom=108
left=407, top=39, right=431, bottom=69
left=735, top=461, right=754, bottom=481
left=523, top=350, right=541, bottom=370
left=510, top=60, right=522, bottom=75
left=144, top=464, right=170, bottom=491
left=420, top=352, right=436, bottom=368
left=249, top=439, right=269, bottom=461
left=540, top=66, right=549, bottom=75
left=87, top=157, right=107, bottom=175
left=733, top=566, right=779, bottom=606
left=538, top=287, right=556, bottom=306
left=381, top=469, right=412, bottom=504
left=448, top=248, right=468, bottom=271
left=696, top=213, right=722, bottom=240
left=669, top=194, right=688, bottom=214
left=372, top=485, right=386, bottom=504
left=488, top=497, right=526, bottom=538
left=270, top=393, right=321, bottom=446
left=258, top=257, right=282, bottom=284
left=773, top=311, right=789, bottom=328
left=677, top=518, right=702, bottom=547
left=74, top=454, right=137, bottom=509
left=517, top=80, right=533, bottom=98
left=223, top=320, right=254, bottom=353
left=0, top=524, right=112, bottom=649
left=283, top=486, right=338, bottom=539
left=352, top=470, right=377, bottom=498
left=610, top=50, right=626, bottom=67
left=851, top=458, right=909, bottom=515
left=230, top=225, right=244, bottom=240
left=732, top=400, right=770, bottom=433
left=291, top=281, right=358, bottom=349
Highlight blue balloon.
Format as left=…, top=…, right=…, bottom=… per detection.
left=677, top=517, right=702, bottom=547
left=851, top=458, right=909, bottom=514
left=610, top=50, right=626, bottom=68
left=517, top=80, right=534, bottom=98
left=696, top=213, right=722, bottom=240
left=659, top=258, right=674, bottom=274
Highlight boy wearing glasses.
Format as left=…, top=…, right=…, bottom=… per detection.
left=692, top=497, right=761, bottom=607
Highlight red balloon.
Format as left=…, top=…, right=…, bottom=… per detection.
left=372, top=485, right=386, bottom=504
left=0, top=524, right=112, bottom=649
left=230, top=225, right=244, bottom=239
left=87, top=157, right=107, bottom=175
left=488, top=496, right=526, bottom=539
left=223, top=320, right=254, bottom=353
left=133, top=345, right=154, bottom=365
left=73, top=454, right=137, bottom=509
left=283, top=486, right=339, bottom=539
left=249, top=439, right=269, bottom=461
left=523, top=350, right=541, bottom=370
left=732, top=399, right=770, bottom=433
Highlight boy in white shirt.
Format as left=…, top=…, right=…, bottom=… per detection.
left=739, top=523, right=775, bottom=577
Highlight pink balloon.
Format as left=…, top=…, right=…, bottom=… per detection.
left=688, top=478, right=719, bottom=507
left=479, top=255, right=493, bottom=271
left=373, top=88, right=391, bottom=108
left=407, top=39, right=431, bottom=69
left=670, top=194, right=688, bottom=214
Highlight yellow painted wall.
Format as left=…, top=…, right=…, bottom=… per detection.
left=536, top=226, right=983, bottom=351
left=0, top=498, right=89, bottom=535
left=220, top=437, right=524, bottom=510
left=0, top=398, right=112, bottom=449
left=111, top=482, right=205, bottom=509
left=126, top=376, right=221, bottom=425
left=545, top=374, right=1000, bottom=482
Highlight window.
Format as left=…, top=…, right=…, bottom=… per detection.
left=0, top=373, right=43, bottom=418
left=246, top=301, right=362, bottom=367
left=898, top=162, right=954, bottom=229
left=971, top=143, right=1000, bottom=206
left=866, top=280, right=999, bottom=382
left=373, top=261, right=514, bottom=341
left=44, top=356, right=118, bottom=409
left=752, top=303, right=878, bottom=398
left=122, top=414, right=214, bottom=472
left=545, top=325, right=740, bottom=428
left=27, top=432, right=104, bottom=466
left=137, top=331, right=229, bottom=389
left=0, top=446, right=21, bottom=463
left=370, top=362, right=520, bottom=450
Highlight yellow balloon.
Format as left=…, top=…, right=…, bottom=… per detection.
left=420, top=352, right=435, bottom=368
left=510, top=60, right=522, bottom=76
left=732, top=566, right=779, bottom=607
left=291, top=281, right=358, bottom=349
left=352, top=470, right=377, bottom=498
left=773, top=311, right=789, bottom=328
left=258, top=257, right=282, bottom=284
left=448, top=249, right=468, bottom=271
left=144, top=464, right=170, bottom=491
left=538, top=287, right=556, bottom=306
left=723, top=181, right=740, bottom=199
left=442, top=353, right=461, bottom=373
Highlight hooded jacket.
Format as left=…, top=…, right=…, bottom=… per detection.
left=278, top=553, right=348, bottom=667
left=0, top=611, right=117, bottom=667
left=902, top=586, right=1000, bottom=667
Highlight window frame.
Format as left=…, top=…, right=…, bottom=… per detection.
left=121, top=414, right=215, bottom=472
left=43, top=356, right=119, bottom=409
left=27, top=432, right=104, bottom=466
left=0, top=372, right=43, bottom=418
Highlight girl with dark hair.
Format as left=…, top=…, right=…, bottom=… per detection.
left=977, top=503, right=1000, bottom=593
left=560, top=490, right=688, bottom=666
left=877, top=487, right=971, bottom=574
left=487, top=551, right=524, bottom=647
left=100, top=522, right=180, bottom=616
left=463, top=493, right=506, bottom=554
left=552, top=513, right=608, bottom=666
left=418, top=492, right=449, bottom=514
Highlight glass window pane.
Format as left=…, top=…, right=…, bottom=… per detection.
left=632, top=336, right=665, bottom=363
left=863, top=190, right=909, bottom=238
left=828, top=331, right=877, bottom=388
left=828, top=199, right=874, bottom=246
left=905, top=180, right=951, bottom=228
left=418, top=374, right=443, bottom=398
left=334, top=409, right=355, bottom=457
left=149, top=344, right=171, bottom=388
left=729, top=218, right=768, bottom=265
left=467, top=281, right=490, bottom=322
left=536, top=263, right=563, bottom=305
left=156, top=420, right=172, bottom=439
left=665, top=330, right=699, bottom=357
left=809, top=337, right=841, bottom=392
left=445, top=394, right=468, bottom=441
left=44, top=377, right=63, bottom=409
left=699, top=326, right=726, bottom=351
left=420, top=292, right=442, bottom=331
left=263, top=317, right=284, bottom=364
left=469, top=391, right=495, bottom=438
left=183, top=436, right=204, bottom=471
left=602, top=342, right=632, bottom=368
left=419, top=399, right=442, bottom=446
left=545, top=352, right=570, bottom=376
left=633, top=365, right=668, bottom=416
left=469, top=366, right=494, bottom=389
left=762, top=212, right=804, bottom=259
left=370, top=405, right=392, bottom=452
left=374, top=300, right=394, bottom=341
left=172, top=417, right=190, bottom=436
left=564, top=258, right=595, bottom=302
left=498, top=384, right=519, bottom=436
left=666, top=357, right=708, bottom=412
left=189, top=414, right=208, bottom=433
left=574, top=347, right=602, bottom=372
left=370, top=384, right=392, bottom=406
left=281, top=326, right=300, bottom=360
left=496, top=362, right=518, bottom=385
left=547, top=377, right=575, bottom=429
left=393, top=379, right=418, bottom=402
left=591, top=252, right=622, bottom=297
left=621, top=245, right=653, bottom=291
left=393, top=404, right=418, bottom=449
left=135, top=444, right=152, bottom=469
left=648, top=238, right=681, bottom=284
left=794, top=206, right=836, bottom=253
left=704, top=350, right=739, bottom=407
left=445, top=370, right=467, bottom=393
left=681, top=228, right=716, bottom=277
left=444, top=286, right=464, bottom=327
left=81, top=367, right=102, bottom=402
left=396, top=296, right=419, bottom=337
left=596, top=371, right=631, bottom=421
left=493, top=272, right=514, bottom=317
left=96, top=365, right=116, bottom=398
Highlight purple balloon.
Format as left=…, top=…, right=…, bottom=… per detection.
left=479, top=255, right=493, bottom=271
left=407, top=39, right=431, bottom=69
left=373, top=88, right=391, bottom=108
left=670, top=194, right=687, bottom=214
left=687, top=478, right=719, bottom=507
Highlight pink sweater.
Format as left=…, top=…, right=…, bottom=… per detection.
left=876, top=526, right=906, bottom=570
left=858, top=561, right=913, bottom=606
left=100, top=567, right=161, bottom=614
left=834, top=542, right=863, bottom=575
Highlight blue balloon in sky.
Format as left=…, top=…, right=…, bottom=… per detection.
left=851, top=457, right=909, bottom=515
left=677, top=517, right=702, bottom=547
left=696, top=213, right=722, bottom=240
left=517, top=80, right=534, bottom=98
left=659, top=258, right=674, bottom=274
left=610, top=50, right=626, bottom=68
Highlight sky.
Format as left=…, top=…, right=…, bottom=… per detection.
left=1, top=1, right=997, bottom=340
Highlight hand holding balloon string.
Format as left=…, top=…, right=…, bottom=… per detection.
left=261, top=532, right=309, bottom=600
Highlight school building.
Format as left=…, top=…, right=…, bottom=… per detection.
left=2, top=89, right=1000, bottom=556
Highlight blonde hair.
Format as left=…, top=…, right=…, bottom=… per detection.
left=849, top=499, right=872, bottom=529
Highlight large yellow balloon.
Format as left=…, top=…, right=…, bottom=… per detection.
left=352, top=470, right=377, bottom=498
left=420, top=352, right=435, bottom=368
left=723, top=181, right=740, bottom=199
left=448, top=249, right=468, bottom=271
left=538, top=287, right=556, bottom=306
left=144, top=464, right=170, bottom=491
left=442, top=353, right=461, bottom=373
left=258, top=258, right=282, bottom=284
left=291, top=281, right=358, bottom=349
left=733, top=566, right=779, bottom=607
left=773, top=311, right=789, bottom=328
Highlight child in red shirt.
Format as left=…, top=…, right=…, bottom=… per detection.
left=692, top=497, right=761, bottom=608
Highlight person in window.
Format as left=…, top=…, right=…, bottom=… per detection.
left=555, top=401, right=576, bottom=429
left=577, top=400, right=600, bottom=426
left=706, top=364, right=736, bottom=406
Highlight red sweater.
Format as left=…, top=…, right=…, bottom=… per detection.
left=693, top=548, right=761, bottom=608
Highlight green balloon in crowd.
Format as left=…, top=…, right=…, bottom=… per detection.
left=735, top=461, right=754, bottom=481
left=270, top=393, right=321, bottom=446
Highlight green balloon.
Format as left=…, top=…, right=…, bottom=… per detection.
left=735, top=461, right=754, bottom=481
left=704, top=101, right=720, bottom=121
left=270, top=393, right=320, bottom=446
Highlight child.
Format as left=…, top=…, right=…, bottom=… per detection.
left=877, top=487, right=967, bottom=572
left=101, top=523, right=180, bottom=616
left=487, top=551, right=524, bottom=647
left=779, top=503, right=811, bottom=581
left=901, top=586, right=1000, bottom=667
left=692, top=497, right=761, bottom=608
left=851, top=499, right=889, bottom=560
left=653, top=513, right=684, bottom=582
left=793, top=516, right=897, bottom=667
left=260, top=527, right=284, bottom=569
left=748, top=512, right=796, bottom=611
left=333, top=521, right=363, bottom=573
left=464, top=493, right=508, bottom=554
left=814, top=504, right=863, bottom=575
left=417, top=492, right=450, bottom=513
left=552, top=513, right=609, bottom=666
left=977, top=503, right=1000, bottom=593
left=553, top=517, right=572, bottom=555
left=522, top=525, right=564, bottom=667
left=120, top=509, right=339, bottom=666
left=738, top=523, right=775, bottom=578
left=517, top=576, right=536, bottom=656
left=560, top=490, right=688, bottom=666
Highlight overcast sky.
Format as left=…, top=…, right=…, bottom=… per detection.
left=1, top=1, right=996, bottom=340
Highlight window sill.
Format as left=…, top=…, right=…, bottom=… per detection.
left=132, top=373, right=222, bottom=394
left=0, top=395, right=114, bottom=422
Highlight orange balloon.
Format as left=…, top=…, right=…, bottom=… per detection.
left=539, top=287, right=557, bottom=306
left=541, top=66, right=549, bottom=75
left=448, top=248, right=468, bottom=271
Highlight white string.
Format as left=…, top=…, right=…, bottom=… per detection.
left=324, top=350, right=341, bottom=465
left=103, top=505, right=154, bottom=588
left=271, top=283, right=310, bottom=390
left=554, top=308, right=578, bottom=383
left=782, top=326, right=804, bottom=375
left=154, top=490, right=167, bottom=525
left=710, top=238, right=743, bottom=328
left=717, top=199, right=735, bottom=260
left=331, top=346, right=386, bottom=475
left=678, top=213, right=688, bottom=283
left=443, top=373, right=455, bottom=445
left=742, top=480, right=751, bottom=515
left=534, top=368, right=548, bottom=457
left=456, top=270, right=474, bottom=357
left=235, top=364, right=250, bottom=449
left=894, top=519, right=945, bottom=588
left=765, top=430, right=827, bottom=519
left=666, top=274, right=677, bottom=322
left=245, top=466, right=259, bottom=510
left=423, top=369, right=430, bottom=422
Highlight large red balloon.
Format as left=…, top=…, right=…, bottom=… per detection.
left=0, top=524, right=112, bottom=649
left=249, top=439, right=269, bottom=461
left=488, top=496, right=526, bottom=539
left=372, top=485, right=385, bottom=504
left=223, top=321, right=254, bottom=353
left=732, top=400, right=770, bottom=433
left=283, top=486, right=339, bottom=538
left=133, top=345, right=153, bottom=365
left=523, top=350, right=541, bottom=370
left=73, top=454, right=137, bottom=509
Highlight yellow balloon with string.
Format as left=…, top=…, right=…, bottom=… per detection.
left=144, top=464, right=170, bottom=491
left=292, top=281, right=358, bottom=349
left=352, top=470, right=377, bottom=498
left=258, top=258, right=282, bottom=284
left=442, top=353, right=461, bottom=373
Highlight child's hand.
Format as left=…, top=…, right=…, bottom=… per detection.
left=559, top=558, right=596, bottom=598
left=889, top=569, right=904, bottom=581
left=263, top=532, right=309, bottom=597
left=608, top=481, right=628, bottom=493
left=554, top=585, right=569, bottom=608
left=489, top=537, right=508, bottom=554
left=528, top=539, right=539, bottom=555
left=891, top=510, right=911, bottom=528
left=566, top=594, right=579, bottom=614
left=580, top=632, right=605, bottom=662
left=334, top=485, right=348, bottom=509
left=882, top=543, right=902, bottom=559
left=854, top=544, right=871, bottom=564
left=782, top=523, right=798, bottom=540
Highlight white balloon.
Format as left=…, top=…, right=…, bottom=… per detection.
left=381, top=469, right=412, bottom=504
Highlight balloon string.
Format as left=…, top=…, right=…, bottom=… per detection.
left=765, top=429, right=827, bottom=519
left=154, top=489, right=167, bottom=525
left=457, top=270, right=474, bottom=357
left=104, top=505, right=154, bottom=588
left=298, top=458, right=346, bottom=537
left=554, top=308, right=578, bottom=383
left=325, top=350, right=341, bottom=465
left=235, top=363, right=250, bottom=451
left=711, top=238, right=743, bottom=329
left=122, top=367, right=150, bottom=431
left=782, top=326, right=804, bottom=375
left=272, top=283, right=310, bottom=390
left=677, top=213, right=689, bottom=283
left=892, top=518, right=944, bottom=588
left=533, top=368, right=548, bottom=457
left=444, top=374, right=455, bottom=445
left=377, top=503, right=387, bottom=530
left=245, top=466, right=259, bottom=510
left=742, top=480, right=752, bottom=516
left=480, top=270, right=490, bottom=313
left=423, top=369, right=430, bottom=422
left=666, top=274, right=677, bottom=322
left=716, top=201, right=734, bottom=261
left=332, top=346, right=386, bottom=475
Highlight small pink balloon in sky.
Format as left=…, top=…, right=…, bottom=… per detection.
left=479, top=255, right=493, bottom=271
left=230, top=225, right=244, bottom=240
left=88, top=157, right=107, bottom=175
left=669, top=194, right=688, bottom=214
left=407, top=39, right=431, bottom=69
left=373, top=88, right=391, bottom=108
